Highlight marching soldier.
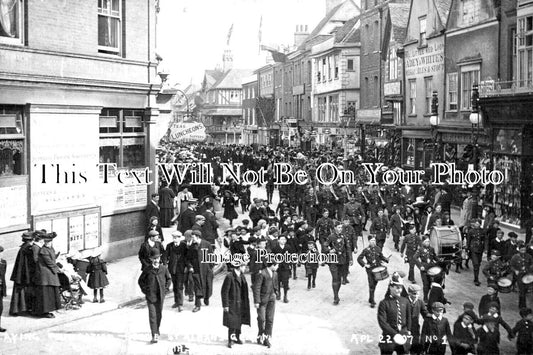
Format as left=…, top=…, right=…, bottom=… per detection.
left=358, top=235, right=389, bottom=308
left=482, top=250, right=509, bottom=284
left=370, top=208, right=390, bottom=249
left=323, top=223, right=353, bottom=305
left=467, top=219, right=485, bottom=286
left=341, top=217, right=358, bottom=255
left=401, top=225, right=421, bottom=283
left=342, top=195, right=365, bottom=248
left=316, top=209, right=336, bottom=247
left=414, top=235, right=439, bottom=303
left=510, top=241, right=533, bottom=309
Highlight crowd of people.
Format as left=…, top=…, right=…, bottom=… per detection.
left=142, top=142, right=533, bottom=353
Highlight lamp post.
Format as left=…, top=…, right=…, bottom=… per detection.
left=469, top=83, right=481, bottom=168
left=342, top=106, right=356, bottom=161
left=429, top=90, right=440, bottom=162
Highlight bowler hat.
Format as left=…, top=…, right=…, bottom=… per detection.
left=187, top=198, right=199, bottom=204
left=149, top=249, right=161, bottom=259
left=22, top=232, right=33, bottom=241
left=508, top=232, right=518, bottom=239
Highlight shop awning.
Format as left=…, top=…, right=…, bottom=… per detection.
left=205, top=108, right=242, bottom=116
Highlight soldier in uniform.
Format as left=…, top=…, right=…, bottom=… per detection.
left=343, top=195, right=365, bottom=249
left=316, top=209, right=336, bottom=247
left=358, top=235, right=389, bottom=308
left=370, top=208, right=390, bottom=249
left=341, top=216, right=358, bottom=255
left=401, top=225, right=421, bottom=283
left=510, top=241, right=533, bottom=309
left=414, top=235, right=439, bottom=303
left=482, top=250, right=509, bottom=285
left=467, top=219, right=485, bottom=286
left=377, top=272, right=412, bottom=355
left=323, top=224, right=352, bottom=305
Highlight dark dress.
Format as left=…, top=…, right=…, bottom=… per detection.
left=33, top=245, right=62, bottom=315
left=222, top=195, right=239, bottom=221
left=221, top=269, right=251, bottom=330
left=9, top=241, right=33, bottom=314
left=87, top=257, right=109, bottom=289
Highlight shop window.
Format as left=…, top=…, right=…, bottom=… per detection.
left=0, top=0, right=23, bottom=45
left=424, top=77, right=433, bottom=114
left=447, top=73, right=458, bottom=111
left=98, top=0, right=122, bottom=55
left=494, top=128, right=522, bottom=155
left=0, top=106, right=24, bottom=176
left=99, top=108, right=145, bottom=168
left=404, top=138, right=415, bottom=167
left=493, top=156, right=522, bottom=226
left=460, top=65, right=480, bottom=111
left=389, top=49, right=398, bottom=80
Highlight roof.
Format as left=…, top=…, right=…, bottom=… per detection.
left=203, top=69, right=225, bottom=91
left=433, top=0, right=453, bottom=28
left=389, top=3, right=410, bottom=43
left=334, top=16, right=360, bottom=43
left=212, top=69, right=254, bottom=89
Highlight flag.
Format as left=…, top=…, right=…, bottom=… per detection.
left=226, top=23, right=233, bottom=46
left=258, top=16, right=262, bottom=54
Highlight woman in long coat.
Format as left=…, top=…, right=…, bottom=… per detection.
left=221, top=262, right=251, bottom=348
left=9, top=232, right=34, bottom=315
left=33, top=232, right=62, bottom=318
left=222, top=190, right=239, bottom=227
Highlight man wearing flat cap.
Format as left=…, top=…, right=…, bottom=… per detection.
left=177, top=199, right=198, bottom=234
left=504, top=231, right=520, bottom=262
left=138, top=249, right=171, bottom=343
left=511, top=241, right=533, bottom=309
left=406, top=284, right=427, bottom=354
left=9, top=231, right=34, bottom=316
left=138, top=230, right=166, bottom=271
left=358, top=235, right=389, bottom=308
left=467, top=218, right=485, bottom=286
left=421, top=302, right=452, bottom=355
left=370, top=208, right=390, bottom=249
left=165, top=231, right=188, bottom=312
left=377, top=272, right=411, bottom=354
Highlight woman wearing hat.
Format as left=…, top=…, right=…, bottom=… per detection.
left=9, top=231, right=34, bottom=316
left=222, top=190, right=239, bottom=227
left=221, top=260, right=251, bottom=348
left=33, top=232, right=62, bottom=318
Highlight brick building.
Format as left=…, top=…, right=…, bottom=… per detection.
left=0, top=0, right=160, bottom=262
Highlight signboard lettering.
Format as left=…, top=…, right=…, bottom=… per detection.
left=405, top=41, right=444, bottom=77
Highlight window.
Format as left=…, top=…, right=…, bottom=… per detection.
left=419, top=17, right=427, bottom=47
left=318, top=97, right=326, bottom=122
left=374, top=21, right=380, bottom=52
left=447, top=73, right=458, bottom=111
left=347, top=59, right=354, bottom=71
left=365, top=77, right=369, bottom=105
left=389, top=49, right=398, bottom=80
left=99, top=108, right=145, bottom=168
left=424, top=77, right=433, bottom=114
left=0, top=106, right=24, bottom=176
left=374, top=76, right=379, bottom=106
left=327, top=56, right=331, bottom=80
left=98, top=0, right=122, bottom=54
left=511, top=27, right=516, bottom=81
left=329, top=95, right=338, bottom=122
left=518, top=17, right=533, bottom=87
left=460, top=66, right=480, bottom=110
left=334, top=55, right=339, bottom=79
left=364, top=24, right=369, bottom=54
left=409, top=80, right=416, bottom=115
left=322, top=58, right=326, bottom=82
left=0, top=0, right=23, bottom=45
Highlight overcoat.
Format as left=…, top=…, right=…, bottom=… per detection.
left=33, top=246, right=61, bottom=287
left=221, top=269, right=251, bottom=329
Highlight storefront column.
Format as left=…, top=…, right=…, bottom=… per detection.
left=144, top=107, right=159, bottom=196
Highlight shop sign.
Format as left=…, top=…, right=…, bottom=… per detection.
left=405, top=40, right=444, bottom=77
left=293, top=85, right=305, bottom=95
left=0, top=183, right=27, bottom=227
left=169, top=121, right=207, bottom=142
left=384, top=81, right=401, bottom=96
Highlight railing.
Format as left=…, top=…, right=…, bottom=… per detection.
left=479, top=79, right=533, bottom=97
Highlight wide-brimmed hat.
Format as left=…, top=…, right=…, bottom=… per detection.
left=43, top=232, right=57, bottom=241
left=22, top=231, right=34, bottom=241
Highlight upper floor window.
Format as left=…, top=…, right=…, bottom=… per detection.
left=0, top=105, right=25, bottom=176
left=334, top=55, right=339, bottom=79
left=389, top=49, right=398, bottom=80
left=408, top=80, right=416, bottom=115
left=447, top=73, right=458, bottom=111
left=419, top=17, right=427, bottom=47
left=347, top=59, right=354, bottom=72
left=460, top=64, right=480, bottom=111
left=98, top=0, right=122, bottom=55
left=424, top=77, right=433, bottom=114
left=518, top=17, right=533, bottom=87
left=0, top=0, right=23, bottom=45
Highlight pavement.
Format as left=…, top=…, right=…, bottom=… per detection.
left=0, top=186, right=530, bottom=354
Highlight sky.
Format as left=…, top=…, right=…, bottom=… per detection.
left=156, top=0, right=329, bottom=87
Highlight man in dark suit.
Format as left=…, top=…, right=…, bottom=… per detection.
left=165, top=231, right=188, bottom=312
left=138, top=231, right=166, bottom=271
left=370, top=208, right=389, bottom=249
left=185, top=230, right=214, bottom=311
left=253, top=262, right=279, bottom=348
left=201, top=203, right=219, bottom=244
left=158, top=183, right=176, bottom=227
left=178, top=199, right=198, bottom=234
left=138, top=249, right=171, bottom=343
left=407, top=284, right=428, bottom=354
left=146, top=193, right=160, bottom=227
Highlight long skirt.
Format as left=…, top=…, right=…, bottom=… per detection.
left=9, top=284, right=31, bottom=315
left=160, top=207, right=174, bottom=227
left=33, top=285, right=62, bottom=315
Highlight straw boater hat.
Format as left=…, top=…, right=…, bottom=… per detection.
left=91, top=247, right=103, bottom=258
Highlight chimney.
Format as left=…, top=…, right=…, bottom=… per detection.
left=326, top=0, right=344, bottom=14
left=222, top=49, right=233, bottom=72
left=294, top=24, right=309, bottom=48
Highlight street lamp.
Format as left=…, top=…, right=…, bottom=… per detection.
left=469, top=83, right=481, bottom=166
left=342, top=106, right=356, bottom=161
left=429, top=90, right=441, bottom=162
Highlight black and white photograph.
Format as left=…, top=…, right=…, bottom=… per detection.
left=1, top=0, right=533, bottom=354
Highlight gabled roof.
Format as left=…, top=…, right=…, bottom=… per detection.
left=202, top=69, right=225, bottom=91
left=212, top=69, right=254, bottom=89
left=433, top=0, right=453, bottom=28
left=389, top=3, right=410, bottom=43
left=334, top=16, right=360, bottom=43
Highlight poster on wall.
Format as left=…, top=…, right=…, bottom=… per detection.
left=84, top=213, right=100, bottom=249
left=0, top=183, right=27, bottom=227
left=69, top=215, right=84, bottom=252
left=52, top=218, right=69, bottom=255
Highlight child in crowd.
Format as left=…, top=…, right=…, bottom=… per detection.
left=87, top=248, right=109, bottom=303
left=305, top=240, right=319, bottom=290
left=513, top=308, right=533, bottom=355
